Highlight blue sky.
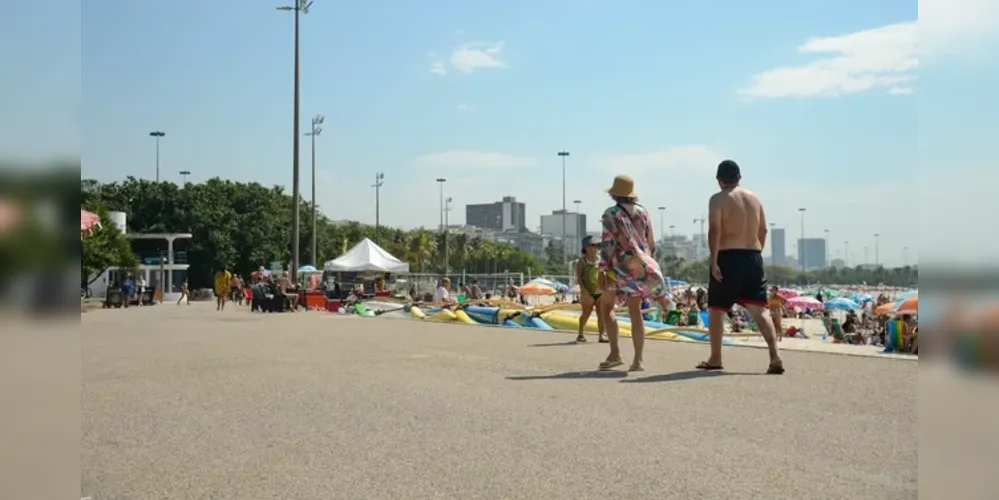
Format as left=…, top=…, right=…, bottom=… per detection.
left=4, top=0, right=999, bottom=267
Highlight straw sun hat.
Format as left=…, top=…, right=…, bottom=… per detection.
left=605, top=174, right=637, bottom=198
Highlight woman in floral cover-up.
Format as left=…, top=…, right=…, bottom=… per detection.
left=597, top=174, right=668, bottom=371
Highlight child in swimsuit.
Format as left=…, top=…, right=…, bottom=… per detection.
left=576, top=236, right=608, bottom=343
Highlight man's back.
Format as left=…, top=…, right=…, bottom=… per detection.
left=711, top=187, right=765, bottom=251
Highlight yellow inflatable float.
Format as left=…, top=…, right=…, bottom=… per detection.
left=454, top=309, right=479, bottom=324
left=540, top=311, right=694, bottom=342
left=428, top=309, right=457, bottom=322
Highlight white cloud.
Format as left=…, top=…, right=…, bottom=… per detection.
left=920, top=0, right=999, bottom=60
left=740, top=22, right=918, bottom=99
left=456, top=103, right=472, bottom=111
left=414, top=150, right=535, bottom=169
left=449, top=42, right=508, bottom=73
left=888, top=87, right=914, bottom=96
left=592, top=145, right=727, bottom=175
left=428, top=61, right=447, bottom=76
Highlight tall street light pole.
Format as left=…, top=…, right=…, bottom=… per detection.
left=557, top=151, right=570, bottom=267
left=372, top=173, right=384, bottom=244
left=798, top=208, right=806, bottom=272
left=444, top=197, right=452, bottom=274
left=436, top=178, right=446, bottom=232
left=277, top=0, right=313, bottom=281
left=903, top=246, right=908, bottom=266
left=179, top=170, right=191, bottom=184
left=824, top=229, right=830, bottom=268
left=657, top=206, right=666, bottom=244
left=874, top=233, right=880, bottom=267
left=304, top=114, right=323, bottom=265
left=149, top=131, right=165, bottom=182
left=844, top=240, right=849, bottom=267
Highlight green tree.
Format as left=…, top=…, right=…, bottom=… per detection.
left=81, top=204, right=139, bottom=285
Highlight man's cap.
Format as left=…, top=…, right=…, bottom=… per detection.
left=582, top=235, right=597, bottom=247
left=716, top=160, right=741, bottom=182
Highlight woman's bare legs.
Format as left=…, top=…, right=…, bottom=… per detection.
left=598, top=297, right=622, bottom=369
left=627, top=296, right=646, bottom=371
left=595, top=294, right=607, bottom=342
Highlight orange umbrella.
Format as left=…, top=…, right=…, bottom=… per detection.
left=875, top=302, right=896, bottom=315
left=520, top=283, right=555, bottom=295
left=893, top=295, right=918, bottom=315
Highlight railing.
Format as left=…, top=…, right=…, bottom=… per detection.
left=134, top=250, right=188, bottom=265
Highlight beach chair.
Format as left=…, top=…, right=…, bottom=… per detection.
left=884, top=319, right=904, bottom=353
left=699, top=311, right=709, bottom=328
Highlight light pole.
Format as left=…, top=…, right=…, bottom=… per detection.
left=277, top=0, right=313, bottom=281
left=573, top=199, right=582, bottom=245
left=179, top=170, right=191, bottom=184
left=444, top=197, right=452, bottom=274
left=769, top=222, right=776, bottom=265
left=657, top=206, right=666, bottom=244
left=149, top=131, right=165, bottom=182
left=864, top=246, right=869, bottom=265
left=692, top=217, right=705, bottom=260
left=372, top=173, right=384, bottom=244
left=797, top=208, right=806, bottom=272
left=557, top=151, right=570, bottom=266
left=436, top=178, right=446, bottom=232
left=304, top=114, right=323, bottom=265
left=874, top=233, right=880, bottom=267
left=903, top=246, right=908, bottom=266
left=824, top=229, right=830, bottom=268
left=844, top=241, right=849, bottom=267
left=668, top=225, right=675, bottom=238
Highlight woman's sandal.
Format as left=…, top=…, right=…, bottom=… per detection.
left=576, top=334, right=587, bottom=342
left=766, top=363, right=785, bottom=375
left=695, top=361, right=724, bottom=371
left=599, top=359, right=623, bottom=370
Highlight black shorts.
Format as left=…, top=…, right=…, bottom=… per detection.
left=707, top=249, right=767, bottom=311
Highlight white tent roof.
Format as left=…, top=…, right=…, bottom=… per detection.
left=323, top=238, right=410, bottom=273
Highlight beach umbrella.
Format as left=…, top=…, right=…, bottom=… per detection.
left=527, top=277, right=556, bottom=287
left=851, top=293, right=873, bottom=303
left=566, top=284, right=580, bottom=295
left=81, top=209, right=101, bottom=236
left=667, top=279, right=687, bottom=287
left=824, top=297, right=859, bottom=311
left=298, top=265, right=318, bottom=273
left=787, top=296, right=823, bottom=310
left=777, top=288, right=799, bottom=299
left=520, top=282, right=556, bottom=295
left=875, top=302, right=896, bottom=315
left=892, top=295, right=918, bottom=315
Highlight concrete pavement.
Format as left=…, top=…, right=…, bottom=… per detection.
left=82, top=303, right=916, bottom=499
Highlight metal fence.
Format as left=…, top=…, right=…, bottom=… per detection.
left=394, top=272, right=525, bottom=298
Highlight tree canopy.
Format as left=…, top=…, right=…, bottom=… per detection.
left=81, top=177, right=548, bottom=287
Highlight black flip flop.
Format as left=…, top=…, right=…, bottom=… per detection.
left=766, top=364, right=785, bottom=375
left=576, top=335, right=587, bottom=343
left=695, top=361, right=724, bottom=371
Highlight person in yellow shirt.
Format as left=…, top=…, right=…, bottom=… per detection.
left=214, top=267, right=232, bottom=311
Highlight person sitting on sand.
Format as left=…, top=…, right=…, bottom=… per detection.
left=434, top=278, right=456, bottom=307
left=468, top=279, right=483, bottom=300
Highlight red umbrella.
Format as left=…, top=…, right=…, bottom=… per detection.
left=81, top=209, right=101, bottom=236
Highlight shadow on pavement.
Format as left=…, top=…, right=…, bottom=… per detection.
left=507, top=370, right=629, bottom=381
left=528, top=341, right=583, bottom=347
left=620, top=370, right=765, bottom=383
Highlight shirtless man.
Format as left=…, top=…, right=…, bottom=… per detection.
left=697, top=160, right=783, bottom=374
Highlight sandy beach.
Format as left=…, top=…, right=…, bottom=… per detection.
left=75, top=302, right=916, bottom=499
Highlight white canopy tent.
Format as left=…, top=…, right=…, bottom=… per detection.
left=323, top=238, right=410, bottom=273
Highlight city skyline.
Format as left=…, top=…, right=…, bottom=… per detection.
left=16, top=0, right=999, bottom=267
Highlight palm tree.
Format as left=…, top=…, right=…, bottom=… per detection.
left=407, top=229, right=437, bottom=272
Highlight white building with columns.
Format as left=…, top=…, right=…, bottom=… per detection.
left=85, top=211, right=193, bottom=301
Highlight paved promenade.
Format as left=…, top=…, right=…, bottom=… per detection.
left=82, top=303, right=916, bottom=499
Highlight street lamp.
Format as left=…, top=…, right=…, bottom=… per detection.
left=277, top=0, right=314, bottom=281
left=557, top=151, right=570, bottom=266
left=444, top=197, right=452, bottom=274
left=436, top=178, right=446, bottom=232
left=824, top=229, right=830, bottom=267
left=179, top=170, right=191, bottom=184
left=797, top=208, right=806, bottom=272
left=844, top=240, right=849, bottom=267
left=903, top=246, right=908, bottom=266
left=149, top=131, right=165, bottom=182
left=874, top=233, right=880, bottom=267
left=657, top=206, right=666, bottom=245
left=304, top=114, right=323, bottom=265
left=371, top=173, right=384, bottom=244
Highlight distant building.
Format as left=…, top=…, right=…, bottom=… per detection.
left=465, top=196, right=526, bottom=232
left=540, top=210, right=586, bottom=251
left=830, top=258, right=846, bottom=269
left=797, top=238, right=827, bottom=270
left=771, top=228, right=786, bottom=266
